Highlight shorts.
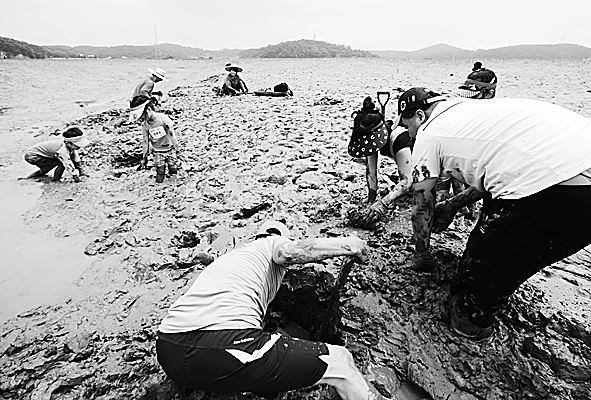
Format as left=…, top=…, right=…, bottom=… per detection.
left=152, top=149, right=178, bottom=168
left=24, top=153, right=60, bottom=171
left=156, top=328, right=329, bottom=394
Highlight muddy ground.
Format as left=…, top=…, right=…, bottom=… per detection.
left=1, top=79, right=590, bottom=400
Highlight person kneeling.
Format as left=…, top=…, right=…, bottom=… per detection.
left=157, top=221, right=376, bottom=400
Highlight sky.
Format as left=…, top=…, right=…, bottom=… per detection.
left=2, top=0, right=591, bottom=51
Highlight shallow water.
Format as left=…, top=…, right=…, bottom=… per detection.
left=0, top=57, right=590, bottom=323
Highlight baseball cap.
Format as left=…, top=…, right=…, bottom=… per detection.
left=395, top=88, right=446, bottom=126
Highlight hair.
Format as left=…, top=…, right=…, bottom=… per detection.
left=63, top=127, right=83, bottom=138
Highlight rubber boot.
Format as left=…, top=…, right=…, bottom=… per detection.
left=52, top=164, right=65, bottom=182
left=155, top=166, right=166, bottom=183
left=168, top=165, right=178, bottom=175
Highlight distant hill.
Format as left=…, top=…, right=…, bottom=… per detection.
left=371, top=43, right=591, bottom=59
left=45, top=43, right=222, bottom=59
left=0, top=36, right=71, bottom=59
left=239, top=39, right=377, bottom=58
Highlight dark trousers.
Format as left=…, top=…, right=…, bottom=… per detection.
left=451, top=185, right=591, bottom=316
left=24, top=153, right=65, bottom=180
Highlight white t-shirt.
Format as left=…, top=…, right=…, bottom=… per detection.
left=411, top=98, right=591, bottom=199
left=158, top=235, right=291, bottom=333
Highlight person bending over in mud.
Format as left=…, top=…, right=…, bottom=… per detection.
left=348, top=96, right=414, bottom=225
left=130, top=67, right=167, bottom=105
left=221, top=63, right=248, bottom=95
left=129, top=96, right=181, bottom=183
left=396, top=87, right=591, bottom=341
left=157, top=220, right=382, bottom=400
left=24, top=127, right=90, bottom=182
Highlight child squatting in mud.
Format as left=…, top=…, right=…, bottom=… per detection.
left=129, top=95, right=182, bottom=183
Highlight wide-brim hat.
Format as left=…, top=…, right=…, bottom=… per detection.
left=63, top=135, right=91, bottom=148
left=148, top=67, right=167, bottom=81
left=255, top=220, right=290, bottom=238
left=225, top=63, right=243, bottom=72
left=128, top=97, right=150, bottom=123
left=348, top=121, right=388, bottom=158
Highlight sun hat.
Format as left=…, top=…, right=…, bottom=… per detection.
left=395, top=88, right=446, bottom=125
left=348, top=97, right=389, bottom=158
left=128, top=95, right=151, bottom=123
left=62, top=127, right=90, bottom=148
left=148, top=67, right=167, bottom=81
left=457, top=68, right=497, bottom=99
left=225, top=63, right=243, bottom=72
left=255, top=220, right=290, bottom=238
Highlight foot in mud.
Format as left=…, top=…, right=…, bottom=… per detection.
left=449, top=294, right=494, bottom=342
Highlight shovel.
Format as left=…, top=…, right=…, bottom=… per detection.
left=377, top=91, right=390, bottom=119
left=319, top=256, right=358, bottom=343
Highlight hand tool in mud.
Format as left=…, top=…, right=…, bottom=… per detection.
left=319, top=256, right=357, bottom=343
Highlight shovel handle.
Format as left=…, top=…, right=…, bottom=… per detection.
left=377, top=91, right=391, bottom=115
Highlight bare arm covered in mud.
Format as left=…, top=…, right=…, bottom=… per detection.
left=141, top=126, right=149, bottom=159
left=165, top=123, right=180, bottom=153
left=273, top=236, right=368, bottom=267
left=432, top=186, right=485, bottom=233
left=411, top=177, right=437, bottom=253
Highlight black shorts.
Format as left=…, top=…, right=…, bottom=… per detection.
left=156, top=328, right=329, bottom=394
left=24, top=153, right=60, bottom=171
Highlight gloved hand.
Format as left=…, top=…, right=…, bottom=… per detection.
left=410, top=250, right=440, bottom=273
left=368, top=188, right=378, bottom=203
left=432, top=200, right=458, bottom=233
left=73, top=174, right=82, bottom=183
left=364, top=200, right=388, bottom=224
left=347, top=235, right=369, bottom=263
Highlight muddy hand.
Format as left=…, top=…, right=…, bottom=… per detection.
left=364, top=200, right=387, bottom=224
left=432, top=200, right=457, bottom=233
left=348, top=235, right=369, bottom=263
left=137, top=157, right=148, bottom=171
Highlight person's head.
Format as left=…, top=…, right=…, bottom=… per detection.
left=457, top=68, right=497, bottom=99
left=148, top=67, right=167, bottom=82
left=129, top=95, right=158, bottom=123
left=62, top=127, right=90, bottom=150
left=472, top=61, right=482, bottom=72
left=225, top=63, right=243, bottom=75
left=396, top=88, right=446, bottom=138
left=254, top=220, right=291, bottom=239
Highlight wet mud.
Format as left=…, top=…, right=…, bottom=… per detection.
left=1, top=81, right=590, bottom=400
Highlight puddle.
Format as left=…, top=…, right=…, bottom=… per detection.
left=0, top=134, right=93, bottom=324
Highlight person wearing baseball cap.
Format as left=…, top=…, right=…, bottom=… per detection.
left=24, top=127, right=90, bottom=182
left=457, top=66, right=497, bottom=99
left=397, top=86, right=591, bottom=341
left=131, top=67, right=168, bottom=105
left=156, top=219, right=380, bottom=399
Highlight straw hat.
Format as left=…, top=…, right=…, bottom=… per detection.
left=148, top=67, right=167, bottom=81
left=224, top=63, right=243, bottom=72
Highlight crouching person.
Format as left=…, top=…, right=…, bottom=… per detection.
left=129, top=96, right=181, bottom=183
left=156, top=221, right=377, bottom=400
left=24, top=127, right=90, bottom=182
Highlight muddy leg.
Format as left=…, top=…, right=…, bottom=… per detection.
left=167, top=152, right=178, bottom=175
left=155, top=166, right=166, bottom=183
left=52, top=164, right=65, bottom=181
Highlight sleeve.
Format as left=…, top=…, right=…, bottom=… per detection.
left=55, top=144, right=79, bottom=176
left=411, top=134, right=440, bottom=184
left=271, top=236, right=293, bottom=266
left=392, top=130, right=412, bottom=154
left=139, top=81, right=154, bottom=96
left=163, top=115, right=174, bottom=130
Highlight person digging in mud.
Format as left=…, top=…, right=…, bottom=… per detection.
left=157, top=220, right=381, bottom=400
left=24, top=127, right=90, bottom=182
left=348, top=96, right=413, bottom=225
left=129, top=96, right=181, bottom=183
left=131, top=67, right=167, bottom=105
left=396, top=87, right=591, bottom=341
left=221, top=63, right=248, bottom=96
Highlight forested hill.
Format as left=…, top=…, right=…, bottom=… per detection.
left=0, top=36, right=71, bottom=58
left=239, top=39, right=377, bottom=58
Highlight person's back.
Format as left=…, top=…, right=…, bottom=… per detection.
left=414, top=97, right=591, bottom=198
left=132, top=77, right=155, bottom=98
left=28, top=139, right=66, bottom=158
left=159, top=235, right=289, bottom=333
